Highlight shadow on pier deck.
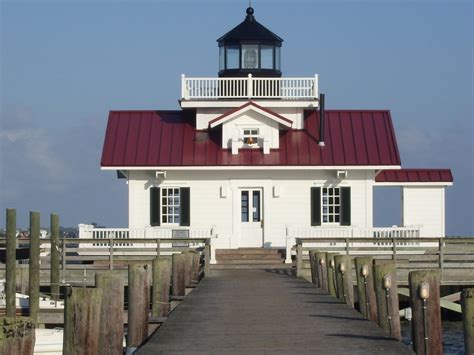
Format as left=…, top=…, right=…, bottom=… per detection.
left=137, top=268, right=412, bottom=354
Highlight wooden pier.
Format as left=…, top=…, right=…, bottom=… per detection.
left=137, top=268, right=411, bottom=354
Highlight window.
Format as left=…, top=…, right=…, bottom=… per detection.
left=275, top=47, right=281, bottom=70
left=219, top=46, right=225, bottom=71
left=161, top=188, right=180, bottom=224
left=226, top=45, right=240, bottom=69
left=260, top=45, right=274, bottom=69
left=241, top=191, right=249, bottom=222
left=322, top=187, right=340, bottom=223
left=243, top=128, right=259, bottom=145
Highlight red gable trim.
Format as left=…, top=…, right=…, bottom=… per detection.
left=208, top=101, right=293, bottom=128
left=376, top=169, right=453, bottom=183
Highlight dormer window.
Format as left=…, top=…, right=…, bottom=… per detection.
left=243, top=128, right=259, bottom=146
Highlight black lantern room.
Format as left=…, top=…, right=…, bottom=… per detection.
left=217, top=7, right=283, bottom=77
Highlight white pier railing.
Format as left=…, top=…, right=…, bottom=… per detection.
left=285, top=226, right=421, bottom=264
left=181, top=74, right=319, bottom=100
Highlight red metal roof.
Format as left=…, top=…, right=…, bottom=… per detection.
left=376, top=169, right=453, bottom=183
left=101, top=109, right=401, bottom=167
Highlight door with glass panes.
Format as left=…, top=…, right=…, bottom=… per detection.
left=239, top=189, right=263, bottom=247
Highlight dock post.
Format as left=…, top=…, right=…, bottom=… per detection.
left=95, top=272, right=124, bottom=355
left=355, top=256, right=378, bottom=322
left=152, top=257, right=172, bottom=317
left=172, top=253, right=186, bottom=297
left=127, top=263, right=151, bottom=349
left=326, top=253, right=337, bottom=297
left=63, top=287, right=103, bottom=355
left=315, top=252, right=328, bottom=292
left=462, top=288, right=474, bottom=354
left=0, top=317, right=35, bottom=355
left=184, top=251, right=194, bottom=287
left=28, top=211, right=40, bottom=324
left=334, top=255, right=354, bottom=307
left=50, top=213, right=60, bottom=301
left=204, top=240, right=211, bottom=276
left=6, top=208, right=16, bottom=317
left=192, top=251, right=200, bottom=283
left=296, top=242, right=303, bottom=277
left=374, top=261, right=401, bottom=340
left=408, top=270, right=442, bottom=355
left=309, top=250, right=318, bottom=286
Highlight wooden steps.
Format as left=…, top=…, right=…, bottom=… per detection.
left=213, top=248, right=290, bottom=269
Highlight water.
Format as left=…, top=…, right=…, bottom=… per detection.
left=401, top=321, right=465, bottom=354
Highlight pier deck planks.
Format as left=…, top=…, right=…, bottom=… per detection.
left=137, top=269, right=412, bottom=354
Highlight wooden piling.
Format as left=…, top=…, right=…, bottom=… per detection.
left=0, top=316, right=35, bottom=355
left=6, top=208, right=17, bottom=317
left=354, top=256, right=378, bottom=322
left=408, top=270, right=442, bottom=355
left=334, top=255, right=354, bottom=307
left=204, top=240, right=211, bottom=276
left=308, top=250, right=318, bottom=286
left=462, top=288, right=474, bottom=355
left=16, top=264, right=29, bottom=295
left=172, top=253, right=186, bottom=297
left=373, top=261, right=401, bottom=340
left=95, top=272, right=124, bottom=355
left=127, top=263, right=150, bottom=348
left=192, top=251, right=201, bottom=283
left=326, top=253, right=337, bottom=297
left=50, top=213, right=60, bottom=301
left=315, top=252, right=328, bottom=292
left=152, top=257, right=172, bottom=317
left=296, top=243, right=303, bottom=277
left=63, top=287, right=103, bottom=355
left=183, top=251, right=194, bottom=287
left=28, top=211, right=40, bottom=324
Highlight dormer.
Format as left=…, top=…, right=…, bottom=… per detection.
left=208, top=102, right=292, bottom=154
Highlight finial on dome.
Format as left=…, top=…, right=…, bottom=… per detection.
left=246, top=6, right=255, bottom=21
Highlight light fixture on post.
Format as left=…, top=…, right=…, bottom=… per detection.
left=419, top=281, right=430, bottom=353
left=339, top=261, right=346, bottom=303
left=383, top=274, right=392, bottom=334
left=361, top=264, right=370, bottom=318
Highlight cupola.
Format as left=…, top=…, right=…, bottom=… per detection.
left=217, top=7, right=283, bottom=78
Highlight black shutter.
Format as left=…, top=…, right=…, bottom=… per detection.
left=180, top=187, right=190, bottom=227
left=150, top=187, right=160, bottom=226
left=340, top=187, right=351, bottom=226
left=310, top=187, right=321, bottom=226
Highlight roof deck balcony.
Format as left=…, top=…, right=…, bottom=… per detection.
left=180, top=74, right=319, bottom=108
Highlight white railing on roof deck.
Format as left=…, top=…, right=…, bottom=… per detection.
left=181, top=74, right=319, bottom=100
left=284, top=226, right=421, bottom=263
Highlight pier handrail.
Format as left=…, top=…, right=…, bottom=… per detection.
left=293, top=237, right=474, bottom=283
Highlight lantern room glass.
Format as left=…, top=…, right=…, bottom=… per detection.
left=242, top=45, right=259, bottom=69
left=260, top=45, right=274, bottom=69
left=226, top=45, right=240, bottom=69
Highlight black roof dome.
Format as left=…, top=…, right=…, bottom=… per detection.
left=217, top=7, right=283, bottom=77
left=217, top=7, right=283, bottom=44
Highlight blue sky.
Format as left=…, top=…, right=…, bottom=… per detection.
left=1, top=0, right=472, bottom=235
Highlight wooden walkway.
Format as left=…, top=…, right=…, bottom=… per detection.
left=137, top=269, right=412, bottom=354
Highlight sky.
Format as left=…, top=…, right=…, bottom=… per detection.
left=0, top=0, right=472, bottom=235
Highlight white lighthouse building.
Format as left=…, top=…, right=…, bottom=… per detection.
left=88, top=7, right=453, bottom=264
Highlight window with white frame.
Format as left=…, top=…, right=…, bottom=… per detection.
left=322, top=187, right=340, bottom=223
left=242, top=128, right=259, bottom=145
left=161, top=188, right=180, bottom=224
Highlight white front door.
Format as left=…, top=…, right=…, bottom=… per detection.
left=239, top=188, right=263, bottom=247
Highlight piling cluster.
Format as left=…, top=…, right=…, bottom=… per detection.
left=1, top=208, right=208, bottom=354
left=307, top=250, right=474, bottom=355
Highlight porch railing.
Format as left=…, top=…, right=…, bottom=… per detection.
left=285, top=226, right=421, bottom=264
left=78, top=224, right=217, bottom=263
left=181, top=74, right=319, bottom=100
